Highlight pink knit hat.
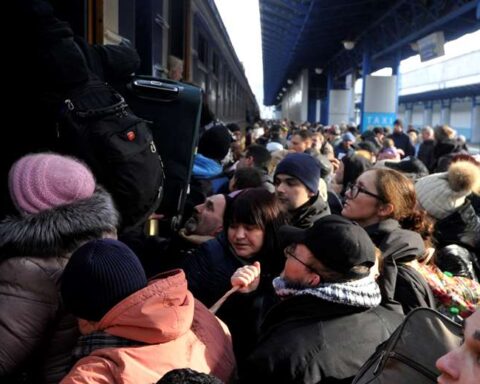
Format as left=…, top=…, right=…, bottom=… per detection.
left=8, top=153, right=96, bottom=214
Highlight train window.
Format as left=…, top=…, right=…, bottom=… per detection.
left=198, top=34, right=208, bottom=65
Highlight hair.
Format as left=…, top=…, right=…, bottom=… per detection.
left=231, top=167, right=263, bottom=191
left=382, top=138, right=395, bottom=149
left=340, top=155, right=372, bottom=196
left=156, top=369, right=223, bottom=384
left=434, top=124, right=456, bottom=142
left=293, top=130, right=313, bottom=141
left=393, top=118, right=403, bottom=128
left=245, top=144, right=272, bottom=169
left=225, top=188, right=286, bottom=274
left=370, top=168, right=433, bottom=241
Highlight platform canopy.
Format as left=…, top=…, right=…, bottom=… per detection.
left=260, top=0, right=480, bottom=105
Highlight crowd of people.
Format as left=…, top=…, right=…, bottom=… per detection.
left=2, top=2, right=479, bottom=383
left=1, top=113, right=479, bottom=383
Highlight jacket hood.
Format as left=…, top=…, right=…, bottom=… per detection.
left=192, top=154, right=223, bottom=179
left=365, top=219, right=424, bottom=262
left=0, top=187, right=119, bottom=258
left=79, top=269, right=194, bottom=344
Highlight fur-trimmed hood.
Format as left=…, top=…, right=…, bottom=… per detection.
left=0, top=187, right=119, bottom=258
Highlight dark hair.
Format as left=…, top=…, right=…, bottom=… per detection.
left=231, top=168, right=263, bottom=191
left=341, top=155, right=372, bottom=196
left=293, top=130, right=313, bottom=141
left=370, top=168, right=433, bottom=241
left=156, top=369, right=223, bottom=384
left=225, top=188, right=286, bottom=274
left=245, top=144, right=272, bottom=169
left=393, top=119, right=403, bottom=127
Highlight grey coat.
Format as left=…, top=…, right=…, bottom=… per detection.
left=0, top=188, right=118, bottom=384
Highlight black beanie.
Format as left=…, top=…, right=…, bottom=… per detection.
left=198, top=125, right=232, bottom=161
left=61, top=239, right=147, bottom=322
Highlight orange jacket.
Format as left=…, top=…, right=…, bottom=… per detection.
left=61, top=269, right=235, bottom=384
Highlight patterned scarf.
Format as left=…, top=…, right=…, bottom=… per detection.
left=272, top=275, right=382, bottom=308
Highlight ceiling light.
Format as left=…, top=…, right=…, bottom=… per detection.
left=287, top=79, right=293, bottom=84
left=282, top=87, right=287, bottom=92
left=314, top=68, right=323, bottom=74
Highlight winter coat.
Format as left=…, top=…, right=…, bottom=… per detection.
left=389, top=132, right=415, bottom=158
left=432, top=139, right=466, bottom=172
left=365, top=219, right=435, bottom=314
left=60, top=270, right=235, bottom=384
left=434, top=200, right=480, bottom=256
left=241, top=295, right=403, bottom=384
left=290, top=192, right=331, bottom=229
left=182, top=234, right=280, bottom=365
left=0, top=188, right=119, bottom=384
left=417, top=139, right=435, bottom=172
left=182, top=233, right=247, bottom=308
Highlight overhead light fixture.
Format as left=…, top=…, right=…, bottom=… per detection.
left=410, top=42, right=419, bottom=52
left=287, top=79, right=293, bottom=85
left=282, top=87, right=287, bottom=92
left=314, top=67, right=323, bottom=74
left=342, top=40, right=355, bottom=50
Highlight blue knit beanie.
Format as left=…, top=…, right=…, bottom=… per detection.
left=274, top=153, right=321, bottom=194
left=61, top=239, right=147, bottom=321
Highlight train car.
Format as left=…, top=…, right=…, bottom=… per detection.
left=51, top=0, right=259, bottom=127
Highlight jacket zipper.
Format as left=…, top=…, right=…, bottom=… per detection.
left=388, top=351, right=438, bottom=380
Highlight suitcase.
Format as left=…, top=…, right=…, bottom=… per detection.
left=124, top=76, right=203, bottom=230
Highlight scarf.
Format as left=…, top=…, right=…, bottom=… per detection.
left=272, top=275, right=382, bottom=308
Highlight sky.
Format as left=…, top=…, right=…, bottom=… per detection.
left=215, top=0, right=480, bottom=114
left=214, top=0, right=266, bottom=113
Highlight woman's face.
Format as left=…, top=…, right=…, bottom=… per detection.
left=228, top=223, right=264, bottom=258
left=341, top=170, right=382, bottom=227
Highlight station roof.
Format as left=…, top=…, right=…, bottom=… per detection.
left=260, top=0, right=480, bottom=105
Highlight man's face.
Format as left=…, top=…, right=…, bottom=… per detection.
left=184, top=194, right=226, bottom=236
left=237, top=153, right=254, bottom=169
left=393, top=124, right=402, bottom=134
left=274, top=174, right=313, bottom=212
left=311, top=134, right=322, bottom=151
left=290, top=134, right=309, bottom=153
left=436, top=310, right=480, bottom=384
left=343, top=140, right=353, bottom=149
left=422, top=130, right=432, bottom=141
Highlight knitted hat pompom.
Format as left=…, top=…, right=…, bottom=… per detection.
left=447, top=161, right=480, bottom=194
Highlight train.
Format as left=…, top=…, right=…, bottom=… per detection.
left=49, top=0, right=259, bottom=127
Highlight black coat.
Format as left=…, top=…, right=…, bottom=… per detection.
left=290, top=193, right=331, bottom=229
left=365, top=219, right=435, bottom=314
left=241, top=295, right=403, bottom=384
left=417, top=140, right=435, bottom=172
left=389, top=132, right=415, bottom=158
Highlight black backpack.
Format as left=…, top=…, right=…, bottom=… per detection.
left=352, top=307, right=462, bottom=384
left=56, top=74, right=164, bottom=231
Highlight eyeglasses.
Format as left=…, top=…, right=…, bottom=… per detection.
left=284, top=244, right=320, bottom=275
left=346, top=182, right=385, bottom=202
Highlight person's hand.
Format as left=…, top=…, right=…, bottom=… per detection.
left=231, top=262, right=261, bottom=293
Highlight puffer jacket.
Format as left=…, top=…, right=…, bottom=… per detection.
left=60, top=270, right=235, bottom=384
left=0, top=188, right=119, bottom=384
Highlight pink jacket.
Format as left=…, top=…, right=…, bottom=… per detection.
left=61, top=269, right=235, bottom=383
